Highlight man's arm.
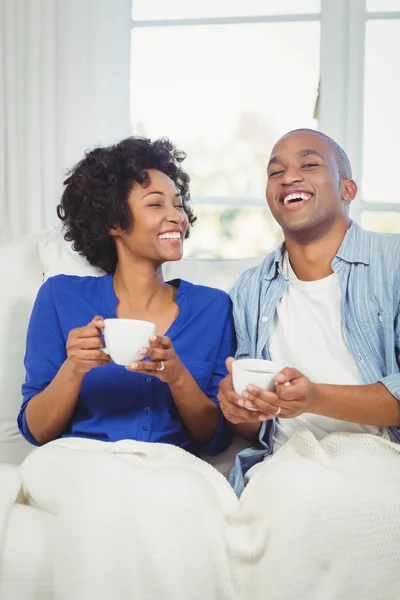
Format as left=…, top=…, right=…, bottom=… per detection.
left=312, top=382, right=400, bottom=426
left=241, top=368, right=400, bottom=427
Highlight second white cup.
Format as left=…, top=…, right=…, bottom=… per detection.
left=232, top=358, right=284, bottom=410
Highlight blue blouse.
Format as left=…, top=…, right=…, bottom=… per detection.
left=19, top=275, right=236, bottom=455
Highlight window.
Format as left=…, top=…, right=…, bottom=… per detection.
left=131, top=1, right=400, bottom=256
left=366, top=0, right=400, bottom=11
left=362, top=20, right=400, bottom=206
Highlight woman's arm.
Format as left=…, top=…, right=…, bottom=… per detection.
left=19, top=280, right=110, bottom=445
left=25, top=316, right=110, bottom=444
left=25, top=359, right=85, bottom=444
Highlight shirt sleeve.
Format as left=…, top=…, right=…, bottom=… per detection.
left=196, top=298, right=236, bottom=456
left=229, top=277, right=251, bottom=360
left=18, top=278, right=67, bottom=445
left=379, top=299, right=400, bottom=438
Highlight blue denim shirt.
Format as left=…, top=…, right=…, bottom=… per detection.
left=229, top=221, right=400, bottom=496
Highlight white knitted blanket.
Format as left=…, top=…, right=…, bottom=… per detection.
left=18, top=430, right=400, bottom=600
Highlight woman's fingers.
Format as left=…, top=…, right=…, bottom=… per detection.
left=149, top=335, right=172, bottom=349
left=139, top=346, right=167, bottom=361
left=125, top=359, right=164, bottom=373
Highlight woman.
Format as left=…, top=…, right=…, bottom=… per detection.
left=18, top=136, right=235, bottom=456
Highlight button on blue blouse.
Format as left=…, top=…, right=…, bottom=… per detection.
left=19, top=274, right=236, bottom=455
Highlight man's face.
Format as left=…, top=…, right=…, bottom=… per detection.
left=266, top=131, right=351, bottom=238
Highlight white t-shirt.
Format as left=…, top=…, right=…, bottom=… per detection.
left=270, top=252, right=390, bottom=450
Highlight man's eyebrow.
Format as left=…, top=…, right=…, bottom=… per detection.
left=142, top=190, right=181, bottom=199
left=296, top=149, right=325, bottom=160
left=267, top=156, right=282, bottom=168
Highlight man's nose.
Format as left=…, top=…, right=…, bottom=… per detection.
left=281, top=166, right=304, bottom=186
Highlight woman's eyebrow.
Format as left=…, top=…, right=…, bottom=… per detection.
left=141, top=191, right=181, bottom=199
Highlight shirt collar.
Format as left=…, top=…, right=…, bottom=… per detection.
left=264, top=220, right=370, bottom=281
left=335, top=220, right=370, bottom=265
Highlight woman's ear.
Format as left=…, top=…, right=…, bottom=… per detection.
left=108, top=226, right=121, bottom=238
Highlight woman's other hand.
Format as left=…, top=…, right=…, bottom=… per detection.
left=126, top=335, right=185, bottom=384
left=66, top=316, right=111, bottom=374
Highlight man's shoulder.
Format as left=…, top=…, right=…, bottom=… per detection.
left=367, top=228, right=400, bottom=252
left=231, top=249, right=279, bottom=295
left=361, top=228, right=400, bottom=270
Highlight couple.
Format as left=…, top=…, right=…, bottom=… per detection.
left=18, top=129, right=400, bottom=600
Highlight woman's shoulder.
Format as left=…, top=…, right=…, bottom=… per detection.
left=42, top=274, right=107, bottom=299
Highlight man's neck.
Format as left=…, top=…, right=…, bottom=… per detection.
left=284, top=218, right=351, bottom=282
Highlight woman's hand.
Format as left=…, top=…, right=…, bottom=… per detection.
left=66, top=316, right=111, bottom=374
left=126, top=335, right=186, bottom=384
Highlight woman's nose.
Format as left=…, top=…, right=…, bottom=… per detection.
left=166, top=210, right=184, bottom=224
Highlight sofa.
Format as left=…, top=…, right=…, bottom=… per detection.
left=0, top=229, right=261, bottom=599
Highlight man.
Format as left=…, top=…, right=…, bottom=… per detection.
left=218, top=128, right=400, bottom=496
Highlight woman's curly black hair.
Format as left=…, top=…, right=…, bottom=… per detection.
left=57, top=137, right=196, bottom=274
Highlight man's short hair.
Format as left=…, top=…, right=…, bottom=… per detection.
left=284, top=129, right=352, bottom=179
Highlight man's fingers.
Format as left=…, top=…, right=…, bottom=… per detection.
left=274, top=367, right=301, bottom=384
left=275, top=382, right=303, bottom=401
left=243, top=389, right=280, bottom=414
left=225, top=357, right=235, bottom=375
left=225, top=407, right=265, bottom=423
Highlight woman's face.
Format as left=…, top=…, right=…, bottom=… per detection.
left=113, top=169, right=189, bottom=265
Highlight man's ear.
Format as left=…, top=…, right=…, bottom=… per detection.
left=342, top=178, right=358, bottom=209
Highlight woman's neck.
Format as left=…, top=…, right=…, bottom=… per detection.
left=112, top=260, right=172, bottom=314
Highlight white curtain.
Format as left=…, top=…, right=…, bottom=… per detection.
left=0, top=0, right=132, bottom=243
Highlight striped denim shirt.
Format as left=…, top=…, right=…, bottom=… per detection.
left=229, top=221, right=400, bottom=496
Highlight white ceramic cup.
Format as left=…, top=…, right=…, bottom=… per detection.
left=102, top=318, right=156, bottom=366
left=232, top=358, right=284, bottom=411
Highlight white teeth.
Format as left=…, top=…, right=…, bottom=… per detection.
left=158, top=232, right=181, bottom=240
left=283, top=192, right=312, bottom=205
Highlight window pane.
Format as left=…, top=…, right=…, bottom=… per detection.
left=362, top=20, right=400, bottom=203
left=367, top=0, right=400, bottom=11
left=183, top=205, right=283, bottom=258
left=360, top=212, right=400, bottom=234
left=131, top=22, right=320, bottom=198
left=132, top=0, right=321, bottom=20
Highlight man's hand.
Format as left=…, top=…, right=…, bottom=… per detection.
left=217, top=358, right=269, bottom=425
left=243, top=367, right=315, bottom=418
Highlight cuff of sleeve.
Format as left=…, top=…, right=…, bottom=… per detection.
left=17, top=409, right=41, bottom=447
left=379, top=374, right=400, bottom=402
left=197, top=408, right=232, bottom=456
